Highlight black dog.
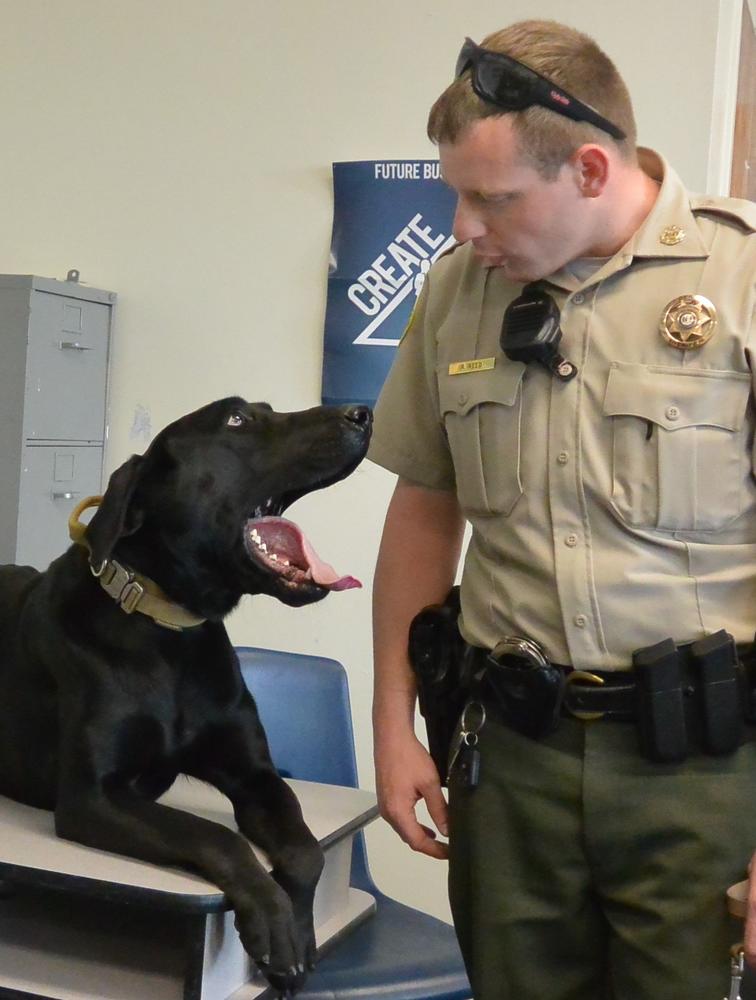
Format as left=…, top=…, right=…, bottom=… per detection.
left=0, top=396, right=372, bottom=996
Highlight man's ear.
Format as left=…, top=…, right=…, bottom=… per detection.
left=85, top=455, right=145, bottom=567
left=572, top=144, right=610, bottom=198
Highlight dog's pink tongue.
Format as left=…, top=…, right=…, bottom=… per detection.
left=301, top=535, right=361, bottom=591
left=250, top=516, right=361, bottom=591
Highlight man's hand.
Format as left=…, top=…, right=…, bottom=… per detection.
left=371, top=478, right=464, bottom=861
left=375, top=730, right=449, bottom=859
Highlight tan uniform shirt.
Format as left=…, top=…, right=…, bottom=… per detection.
left=368, top=149, right=756, bottom=669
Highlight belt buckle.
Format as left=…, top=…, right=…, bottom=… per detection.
left=565, top=670, right=605, bottom=721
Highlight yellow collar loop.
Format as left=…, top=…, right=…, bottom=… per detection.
left=68, top=495, right=104, bottom=551
left=67, top=495, right=205, bottom=631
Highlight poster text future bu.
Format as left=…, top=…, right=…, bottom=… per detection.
left=374, top=161, right=442, bottom=180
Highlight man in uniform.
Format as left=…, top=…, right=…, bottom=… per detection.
left=368, top=19, right=756, bottom=1000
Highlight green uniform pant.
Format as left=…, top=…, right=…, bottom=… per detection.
left=448, top=714, right=755, bottom=1000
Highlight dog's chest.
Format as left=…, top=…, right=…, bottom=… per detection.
left=111, top=685, right=211, bottom=785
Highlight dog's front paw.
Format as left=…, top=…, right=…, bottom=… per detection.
left=256, top=958, right=307, bottom=997
left=272, top=842, right=322, bottom=976
left=233, top=887, right=308, bottom=994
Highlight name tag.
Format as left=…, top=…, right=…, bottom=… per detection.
left=448, top=357, right=496, bottom=375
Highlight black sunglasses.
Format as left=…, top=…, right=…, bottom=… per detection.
left=455, top=37, right=626, bottom=141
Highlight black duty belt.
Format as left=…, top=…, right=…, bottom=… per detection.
left=408, top=587, right=754, bottom=774
left=464, top=636, right=756, bottom=723
left=564, top=638, right=755, bottom=723
left=462, top=631, right=756, bottom=762
left=560, top=661, right=754, bottom=723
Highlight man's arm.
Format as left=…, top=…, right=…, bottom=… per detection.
left=372, top=476, right=465, bottom=859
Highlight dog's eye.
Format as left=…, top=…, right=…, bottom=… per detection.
left=226, top=413, right=245, bottom=428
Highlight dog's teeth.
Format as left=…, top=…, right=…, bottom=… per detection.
left=270, top=554, right=278, bottom=561
left=251, top=530, right=260, bottom=542
left=260, top=543, right=268, bottom=552
left=281, top=559, right=289, bottom=566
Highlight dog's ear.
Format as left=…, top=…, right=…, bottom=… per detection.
left=85, top=455, right=146, bottom=567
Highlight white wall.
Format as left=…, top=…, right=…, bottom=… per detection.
left=0, top=0, right=737, bottom=923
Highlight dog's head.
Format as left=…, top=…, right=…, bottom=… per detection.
left=85, top=397, right=372, bottom=617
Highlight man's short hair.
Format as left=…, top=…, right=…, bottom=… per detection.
left=427, top=20, right=638, bottom=178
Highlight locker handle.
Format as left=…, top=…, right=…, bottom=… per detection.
left=59, top=341, right=93, bottom=351
left=51, top=491, right=81, bottom=501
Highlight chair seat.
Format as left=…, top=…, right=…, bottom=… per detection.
left=302, top=892, right=470, bottom=1000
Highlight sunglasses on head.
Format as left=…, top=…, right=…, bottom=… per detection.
left=455, top=37, right=626, bottom=141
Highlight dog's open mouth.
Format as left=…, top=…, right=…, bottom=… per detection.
left=243, top=516, right=361, bottom=593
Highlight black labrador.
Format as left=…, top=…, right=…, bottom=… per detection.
left=0, top=396, right=372, bottom=997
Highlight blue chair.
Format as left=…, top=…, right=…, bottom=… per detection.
left=236, top=646, right=471, bottom=1000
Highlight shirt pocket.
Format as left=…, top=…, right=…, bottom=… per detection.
left=438, top=363, right=526, bottom=516
left=603, top=362, right=751, bottom=532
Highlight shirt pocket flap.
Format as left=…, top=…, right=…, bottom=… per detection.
left=603, top=363, right=751, bottom=432
left=438, top=363, right=526, bottom=417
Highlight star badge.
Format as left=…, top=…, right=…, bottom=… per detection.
left=660, top=294, right=717, bottom=350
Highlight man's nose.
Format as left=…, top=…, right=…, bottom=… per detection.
left=452, top=198, right=486, bottom=243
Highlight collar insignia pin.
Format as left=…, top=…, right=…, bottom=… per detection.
left=660, top=225, right=686, bottom=246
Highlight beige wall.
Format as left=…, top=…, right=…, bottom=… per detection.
left=0, top=0, right=737, bottom=922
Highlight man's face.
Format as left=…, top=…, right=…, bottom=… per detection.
left=440, top=116, right=594, bottom=283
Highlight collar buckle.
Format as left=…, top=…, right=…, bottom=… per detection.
left=119, top=577, right=145, bottom=614
left=98, top=561, right=119, bottom=587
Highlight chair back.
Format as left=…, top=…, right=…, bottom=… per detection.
left=235, top=646, right=374, bottom=890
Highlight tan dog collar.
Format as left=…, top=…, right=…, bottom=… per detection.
left=68, top=496, right=206, bottom=632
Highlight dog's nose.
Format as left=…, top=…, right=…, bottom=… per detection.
left=342, top=405, right=373, bottom=429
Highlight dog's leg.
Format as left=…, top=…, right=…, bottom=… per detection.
left=224, top=770, right=323, bottom=983
left=54, top=788, right=307, bottom=996
left=185, top=719, right=325, bottom=984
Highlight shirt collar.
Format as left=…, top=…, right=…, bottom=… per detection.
left=628, top=147, right=709, bottom=260
left=545, top=147, right=709, bottom=293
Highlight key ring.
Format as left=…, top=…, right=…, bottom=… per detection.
left=460, top=700, right=486, bottom=735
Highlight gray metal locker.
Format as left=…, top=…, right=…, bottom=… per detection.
left=0, top=275, right=116, bottom=570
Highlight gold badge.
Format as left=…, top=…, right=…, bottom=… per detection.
left=660, top=294, right=717, bottom=350
left=660, top=225, right=686, bottom=246
left=448, top=357, right=496, bottom=375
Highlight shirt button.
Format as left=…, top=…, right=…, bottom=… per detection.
left=557, top=451, right=569, bottom=465
left=565, top=533, right=578, bottom=547
left=666, top=405, right=680, bottom=420
left=574, top=614, right=587, bottom=628
left=572, top=292, right=585, bottom=304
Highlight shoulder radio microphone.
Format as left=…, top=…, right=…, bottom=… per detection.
left=500, top=283, right=578, bottom=381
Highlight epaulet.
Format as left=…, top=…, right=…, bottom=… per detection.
left=690, top=194, right=756, bottom=233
